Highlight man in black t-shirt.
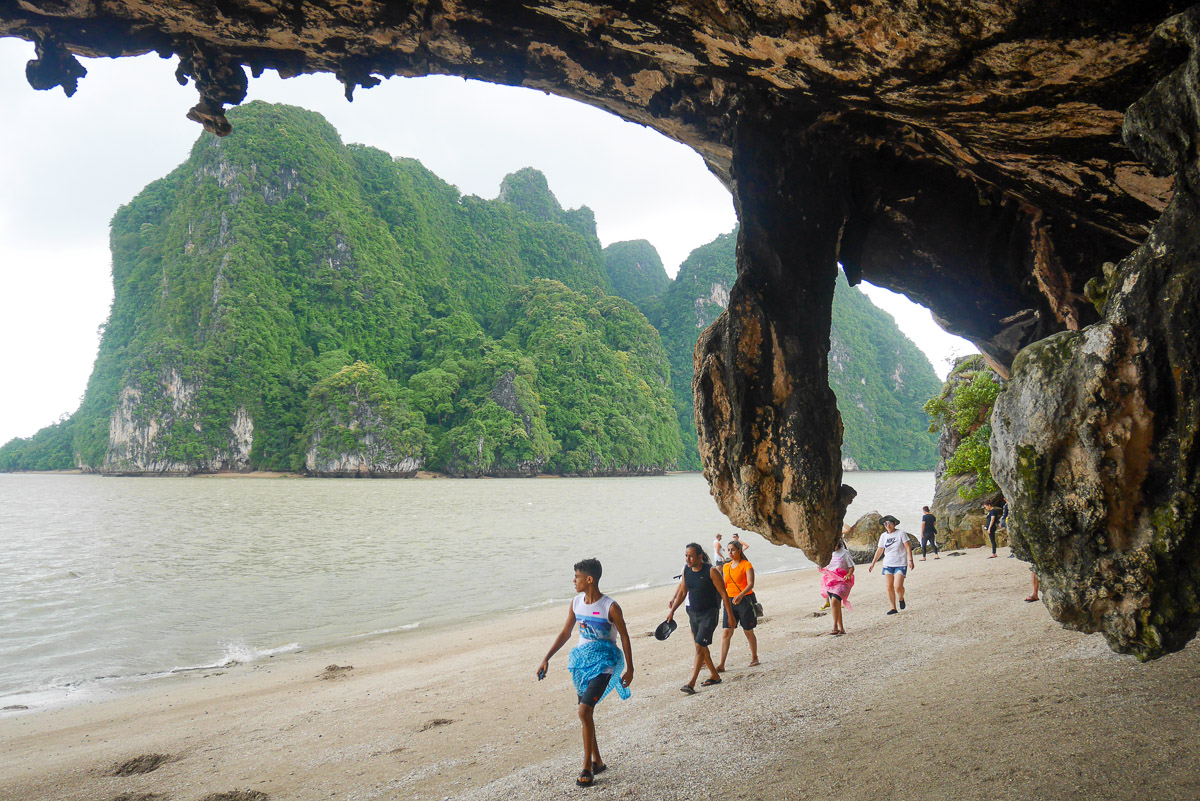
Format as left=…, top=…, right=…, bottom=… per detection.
left=665, top=544, right=735, bottom=694
left=920, top=506, right=940, bottom=560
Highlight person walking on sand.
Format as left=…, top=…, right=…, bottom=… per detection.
left=713, top=533, right=727, bottom=568
left=984, top=501, right=1002, bottom=558
left=731, top=532, right=749, bottom=552
left=920, top=506, right=940, bottom=561
left=537, top=558, right=635, bottom=788
left=869, top=515, right=915, bottom=615
left=820, top=532, right=855, bottom=635
left=821, top=523, right=852, bottom=610
left=666, top=543, right=735, bottom=694
left=717, top=540, right=760, bottom=669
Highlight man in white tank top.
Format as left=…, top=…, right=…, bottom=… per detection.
left=537, top=558, right=634, bottom=788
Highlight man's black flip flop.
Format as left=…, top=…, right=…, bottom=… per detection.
left=576, top=769, right=594, bottom=787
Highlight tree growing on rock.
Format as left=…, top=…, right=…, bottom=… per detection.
left=923, top=356, right=1005, bottom=548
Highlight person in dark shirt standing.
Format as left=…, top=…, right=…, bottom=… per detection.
left=983, top=501, right=1003, bottom=558
left=665, top=543, right=735, bottom=694
left=919, top=506, right=940, bottom=561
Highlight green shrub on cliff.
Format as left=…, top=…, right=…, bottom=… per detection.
left=602, top=240, right=670, bottom=316
left=0, top=420, right=74, bottom=471
left=305, top=361, right=430, bottom=467
left=498, top=279, right=681, bottom=473
left=924, top=356, right=1002, bottom=498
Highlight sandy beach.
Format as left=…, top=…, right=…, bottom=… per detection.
left=2, top=547, right=1198, bottom=801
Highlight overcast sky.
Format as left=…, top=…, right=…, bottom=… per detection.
left=0, top=38, right=975, bottom=445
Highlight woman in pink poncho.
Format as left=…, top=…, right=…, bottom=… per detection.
left=820, top=528, right=855, bottom=636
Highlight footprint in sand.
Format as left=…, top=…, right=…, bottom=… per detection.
left=419, top=718, right=454, bottom=731
left=198, top=792, right=269, bottom=801
left=109, top=754, right=172, bottom=777
left=318, top=664, right=353, bottom=680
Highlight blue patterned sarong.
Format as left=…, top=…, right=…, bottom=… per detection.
left=567, top=639, right=631, bottom=703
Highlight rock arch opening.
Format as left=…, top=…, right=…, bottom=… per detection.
left=3, top=1, right=1200, bottom=657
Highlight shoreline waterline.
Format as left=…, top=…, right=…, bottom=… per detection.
left=0, top=558, right=827, bottom=716
left=0, top=471, right=934, bottom=713
left=4, top=550, right=1197, bottom=801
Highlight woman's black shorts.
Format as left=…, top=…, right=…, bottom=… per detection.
left=723, top=597, right=758, bottom=631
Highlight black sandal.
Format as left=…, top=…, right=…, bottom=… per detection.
left=576, top=769, right=594, bottom=787
left=592, top=761, right=607, bottom=774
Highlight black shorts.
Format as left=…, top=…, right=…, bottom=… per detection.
left=687, top=606, right=719, bottom=646
left=723, top=597, right=758, bottom=631
left=577, top=672, right=612, bottom=707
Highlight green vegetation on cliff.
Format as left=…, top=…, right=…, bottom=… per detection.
left=304, top=361, right=430, bottom=472
left=602, top=240, right=670, bottom=316
left=828, top=271, right=944, bottom=470
left=2, top=101, right=940, bottom=476
left=0, top=102, right=678, bottom=476
left=924, top=355, right=1003, bottom=498
left=604, top=232, right=942, bottom=471
left=636, top=231, right=737, bottom=470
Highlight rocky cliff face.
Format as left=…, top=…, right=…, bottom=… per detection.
left=304, top=361, right=427, bottom=478
left=992, top=10, right=1200, bottom=660
left=928, top=358, right=1006, bottom=549
left=305, top=448, right=422, bottom=479
left=6, top=1, right=1200, bottom=656
left=104, top=368, right=253, bottom=475
left=440, top=370, right=547, bottom=478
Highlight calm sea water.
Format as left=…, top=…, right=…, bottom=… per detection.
left=0, top=471, right=932, bottom=708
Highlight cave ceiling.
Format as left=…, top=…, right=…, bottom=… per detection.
left=2, top=1, right=1185, bottom=367
left=6, top=1, right=1200, bottom=657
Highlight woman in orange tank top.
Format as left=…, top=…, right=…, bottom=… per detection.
left=716, top=540, right=759, bottom=671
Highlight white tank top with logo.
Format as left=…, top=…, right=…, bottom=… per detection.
left=573, top=593, right=617, bottom=646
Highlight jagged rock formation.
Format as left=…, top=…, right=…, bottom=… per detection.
left=104, top=371, right=255, bottom=476
left=992, top=10, right=1200, bottom=659
left=928, top=475, right=1006, bottom=551
left=844, top=512, right=884, bottom=549
left=4, top=1, right=1199, bottom=656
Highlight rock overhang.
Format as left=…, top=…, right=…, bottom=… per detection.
left=5, top=0, right=1200, bottom=657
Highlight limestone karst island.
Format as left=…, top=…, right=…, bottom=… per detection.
left=2, top=3, right=1200, bottom=801
left=0, top=104, right=940, bottom=479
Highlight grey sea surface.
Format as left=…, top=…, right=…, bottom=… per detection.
left=0, top=470, right=932, bottom=708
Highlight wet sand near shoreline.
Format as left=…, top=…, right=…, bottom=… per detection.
left=2, top=548, right=1198, bottom=801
